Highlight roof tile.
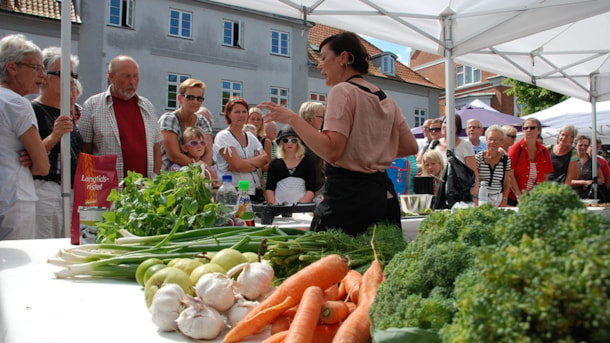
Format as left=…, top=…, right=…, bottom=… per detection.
left=308, top=24, right=440, bottom=89
left=0, top=0, right=81, bottom=23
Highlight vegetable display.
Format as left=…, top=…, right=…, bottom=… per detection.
left=370, top=182, right=610, bottom=342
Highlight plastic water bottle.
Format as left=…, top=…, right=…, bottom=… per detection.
left=236, top=180, right=255, bottom=226
left=478, top=181, right=489, bottom=206
left=216, top=175, right=238, bottom=212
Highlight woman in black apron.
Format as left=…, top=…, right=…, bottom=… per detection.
left=259, top=32, right=418, bottom=236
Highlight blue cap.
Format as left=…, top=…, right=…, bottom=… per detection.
left=222, top=175, right=232, bottom=183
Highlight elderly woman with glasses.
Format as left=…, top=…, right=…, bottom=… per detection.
left=0, top=34, right=50, bottom=240
left=158, top=78, right=217, bottom=182
left=507, top=118, right=553, bottom=205
left=30, top=46, right=83, bottom=239
left=572, top=135, right=605, bottom=199
left=265, top=126, right=316, bottom=205
left=547, top=125, right=580, bottom=185
left=213, top=96, right=269, bottom=202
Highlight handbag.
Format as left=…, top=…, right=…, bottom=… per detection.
left=434, top=150, right=476, bottom=209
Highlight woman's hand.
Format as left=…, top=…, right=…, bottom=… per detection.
left=258, top=102, right=298, bottom=126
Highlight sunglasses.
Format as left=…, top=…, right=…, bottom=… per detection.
left=429, top=127, right=442, bottom=132
left=282, top=138, right=298, bottom=144
left=186, top=140, right=206, bottom=147
left=523, top=126, right=539, bottom=131
left=47, top=70, right=79, bottom=79
left=182, top=94, right=205, bottom=102
left=507, top=134, right=517, bottom=139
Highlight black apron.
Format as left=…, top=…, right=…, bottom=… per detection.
left=309, top=75, right=400, bottom=236
left=310, top=164, right=400, bottom=236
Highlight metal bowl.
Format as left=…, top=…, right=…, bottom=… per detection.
left=399, top=194, right=434, bottom=214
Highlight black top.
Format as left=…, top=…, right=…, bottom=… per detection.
left=32, top=101, right=83, bottom=187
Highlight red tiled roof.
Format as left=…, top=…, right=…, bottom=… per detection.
left=308, top=24, right=440, bottom=89
left=0, top=0, right=81, bottom=23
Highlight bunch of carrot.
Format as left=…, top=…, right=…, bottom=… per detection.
left=221, top=249, right=384, bottom=343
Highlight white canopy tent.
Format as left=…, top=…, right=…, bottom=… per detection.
left=523, top=98, right=610, bottom=145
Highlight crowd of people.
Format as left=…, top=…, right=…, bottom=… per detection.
left=1, top=31, right=607, bottom=240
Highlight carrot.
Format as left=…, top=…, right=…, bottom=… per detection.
left=270, top=315, right=292, bottom=335
left=340, top=269, right=362, bottom=304
left=285, top=286, right=325, bottom=343
left=311, top=323, right=341, bottom=343
left=222, top=295, right=297, bottom=343
left=332, top=229, right=384, bottom=343
left=319, top=301, right=349, bottom=324
left=323, top=284, right=340, bottom=301
left=262, top=330, right=289, bottom=343
left=345, top=301, right=357, bottom=314
left=223, top=254, right=349, bottom=343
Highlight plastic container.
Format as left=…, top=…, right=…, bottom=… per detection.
left=478, top=181, right=489, bottom=206
left=216, top=175, right=238, bottom=211
left=236, top=180, right=255, bottom=226
left=78, top=206, right=107, bottom=245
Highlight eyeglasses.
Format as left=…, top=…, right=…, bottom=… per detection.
left=186, top=140, right=206, bottom=147
left=182, top=94, right=205, bottom=102
left=429, top=127, right=442, bottom=132
left=467, top=126, right=481, bottom=129
left=17, top=62, right=46, bottom=74
left=281, top=138, right=298, bottom=144
left=507, top=134, right=517, bottom=139
left=47, top=70, right=79, bottom=79
left=523, top=126, right=539, bottom=131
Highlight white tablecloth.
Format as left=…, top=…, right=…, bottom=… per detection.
left=0, top=238, right=271, bottom=343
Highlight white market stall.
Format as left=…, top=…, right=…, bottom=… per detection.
left=523, top=97, right=610, bottom=145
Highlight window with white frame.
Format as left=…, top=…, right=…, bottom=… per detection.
left=169, top=9, right=192, bottom=39
left=414, top=108, right=427, bottom=127
left=270, top=87, right=288, bottom=106
left=221, top=80, right=243, bottom=109
left=309, top=92, right=327, bottom=104
left=271, top=30, right=289, bottom=56
left=223, top=20, right=243, bottom=48
left=456, top=65, right=481, bottom=87
left=381, top=54, right=396, bottom=76
left=167, top=73, right=190, bottom=109
left=108, top=0, right=134, bottom=28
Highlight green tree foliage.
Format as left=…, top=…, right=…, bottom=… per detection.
left=503, top=79, right=568, bottom=115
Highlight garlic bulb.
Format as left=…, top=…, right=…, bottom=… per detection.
left=227, top=295, right=259, bottom=327
left=229, top=262, right=275, bottom=300
left=149, top=283, right=186, bottom=331
left=194, top=272, right=235, bottom=311
left=176, top=304, right=225, bottom=340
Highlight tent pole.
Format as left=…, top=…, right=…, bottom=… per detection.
left=60, top=0, right=72, bottom=239
left=590, top=73, right=598, bottom=200
left=443, top=15, right=455, bottom=151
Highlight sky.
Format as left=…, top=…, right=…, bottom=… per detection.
left=362, top=35, right=412, bottom=65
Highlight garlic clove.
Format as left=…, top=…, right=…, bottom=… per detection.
left=194, top=272, right=236, bottom=312
left=150, top=283, right=186, bottom=331
left=176, top=305, right=226, bottom=340
left=233, top=262, right=275, bottom=300
left=227, top=297, right=259, bottom=327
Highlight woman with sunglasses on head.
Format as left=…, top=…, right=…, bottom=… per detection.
left=214, top=97, right=269, bottom=202
left=265, top=126, right=316, bottom=205
left=507, top=118, right=553, bottom=205
left=547, top=125, right=580, bottom=185
left=158, top=78, right=217, bottom=183
left=259, top=32, right=418, bottom=236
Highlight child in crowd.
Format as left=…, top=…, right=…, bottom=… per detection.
left=171, top=127, right=217, bottom=184
left=421, top=149, right=445, bottom=195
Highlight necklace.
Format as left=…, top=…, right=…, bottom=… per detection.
left=345, top=74, right=363, bottom=82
